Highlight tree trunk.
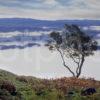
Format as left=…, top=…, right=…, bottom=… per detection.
left=76, top=55, right=85, bottom=78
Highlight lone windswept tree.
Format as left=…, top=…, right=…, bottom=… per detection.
left=46, top=24, right=98, bottom=78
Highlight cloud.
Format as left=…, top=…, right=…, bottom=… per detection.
left=43, top=0, right=58, bottom=5
left=0, top=0, right=100, bottom=20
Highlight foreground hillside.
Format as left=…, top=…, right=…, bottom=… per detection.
left=0, top=69, right=100, bottom=100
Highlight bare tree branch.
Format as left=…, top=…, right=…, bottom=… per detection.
left=57, top=48, right=75, bottom=77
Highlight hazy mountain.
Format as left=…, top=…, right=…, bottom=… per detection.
left=0, top=18, right=100, bottom=32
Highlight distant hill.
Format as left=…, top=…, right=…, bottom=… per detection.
left=0, top=18, right=100, bottom=32
left=0, top=18, right=99, bottom=51
left=0, top=69, right=100, bottom=100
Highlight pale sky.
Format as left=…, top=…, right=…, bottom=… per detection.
left=0, top=0, right=100, bottom=20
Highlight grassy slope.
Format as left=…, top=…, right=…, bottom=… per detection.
left=0, top=69, right=100, bottom=100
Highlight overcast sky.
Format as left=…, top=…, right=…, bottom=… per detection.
left=0, top=0, right=100, bottom=20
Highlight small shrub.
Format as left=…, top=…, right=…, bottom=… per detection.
left=81, top=88, right=96, bottom=96
left=0, top=81, right=16, bottom=96
left=16, top=76, right=28, bottom=83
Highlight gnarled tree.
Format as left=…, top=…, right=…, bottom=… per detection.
left=46, top=24, right=98, bottom=78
